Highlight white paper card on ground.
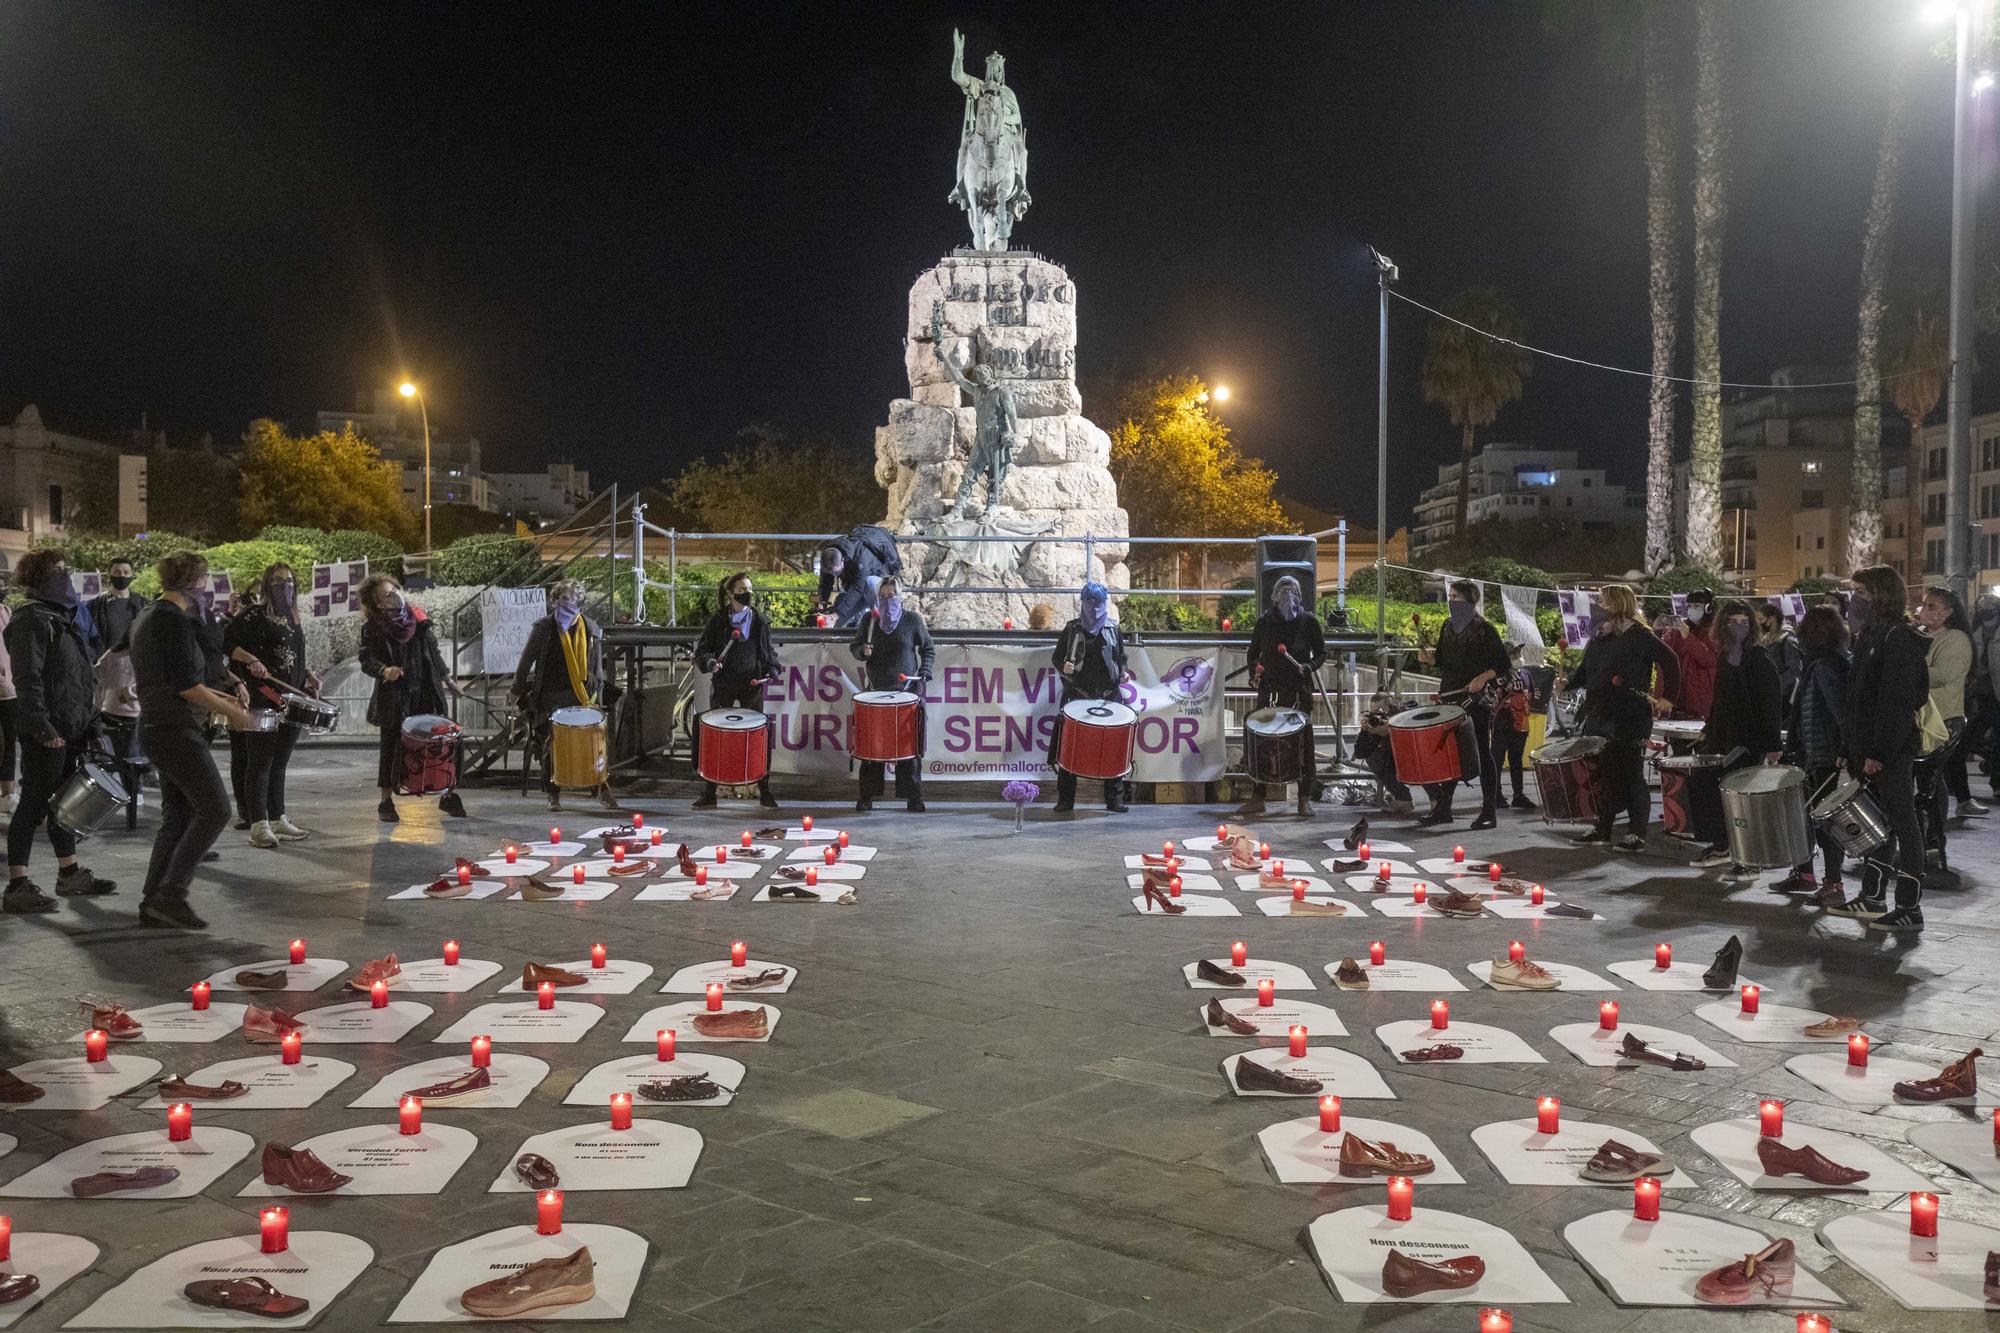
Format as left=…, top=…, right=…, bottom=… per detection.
left=786, top=844, right=875, bottom=862
left=1308, top=1205, right=1568, bottom=1305
left=1181, top=959, right=1315, bottom=991
left=1234, top=873, right=1333, bottom=894
left=136, top=1056, right=354, bottom=1111
left=508, top=879, right=621, bottom=903
left=1223, top=1048, right=1394, bottom=1100
left=5, top=1055, right=161, bottom=1111
left=565, top=856, right=667, bottom=879
left=1786, top=1052, right=1964, bottom=1106
left=1549, top=1022, right=1736, bottom=1070
left=0, top=1127, right=254, bottom=1199
left=1470, top=1119, right=1695, bottom=1189
left=349, top=1054, right=549, bottom=1109
left=1693, top=1117, right=1934, bottom=1193
left=1366, top=895, right=1480, bottom=919
left=562, top=1053, right=744, bottom=1108
left=771, top=862, right=864, bottom=881
left=1693, top=1002, right=1856, bottom=1044
left=1258, top=1115, right=1465, bottom=1185
left=383, top=958, right=504, bottom=993
left=1907, top=1120, right=2000, bottom=1192
left=1441, top=876, right=1539, bottom=899
left=750, top=884, right=857, bottom=907
left=648, top=861, right=757, bottom=881
left=489, top=1120, right=702, bottom=1193
left=497, top=961, right=654, bottom=996
left=1127, top=871, right=1222, bottom=895
left=238, top=1123, right=478, bottom=1197
left=1180, top=834, right=1239, bottom=851
left=66, top=1230, right=373, bottom=1330
left=290, top=1000, right=431, bottom=1044
left=579, top=822, right=662, bottom=839
left=1483, top=897, right=1599, bottom=921
left=1562, top=1209, right=1843, bottom=1309
left=1325, top=959, right=1467, bottom=993
left=1468, top=960, right=1617, bottom=992
left=0, top=1232, right=95, bottom=1329
left=622, top=1002, right=777, bottom=1045
left=470, top=857, right=549, bottom=877
left=200, top=959, right=345, bottom=993
left=390, top=879, right=509, bottom=902
left=690, top=843, right=781, bottom=862
left=1376, top=1020, right=1546, bottom=1065
left=783, top=826, right=838, bottom=841
left=386, top=1223, right=645, bottom=1324
left=510, top=840, right=585, bottom=858
left=1126, top=854, right=1210, bottom=870
left=1199, top=997, right=1348, bottom=1038
left=1254, top=896, right=1352, bottom=918
left=659, top=962, right=794, bottom=995
left=0, top=1133, right=14, bottom=1160
left=1606, top=959, right=1758, bottom=992
left=1331, top=860, right=1418, bottom=881
left=1323, top=838, right=1414, bottom=854
left=633, top=882, right=744, bottom=903
left=82, top=1002, right=248, bottom=1043
left=1820, top=1210, right=2000, bottom=1310
left=433, top=1002, right=604, bottom=1046
left=1416, top=856, right=1501, bottom=877
left=1129, top=892, right=1238, bottom=917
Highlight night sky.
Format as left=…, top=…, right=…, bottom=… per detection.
left=0, top=1, right=1959, bottom=530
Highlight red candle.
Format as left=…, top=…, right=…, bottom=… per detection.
left=371, top=979, right=388, bottom=1009
left=289, top=939, right=305, bottom=965
left=1257, top=979, right=1274, bottom=1007
left=281, top=1031, right=302, bottom=1064
left=1992, top=1106, right=1999, bottom=1147
left=1651, top=942, right=1673, bottom=969
left=706, top=983, right=724, bottom=1012
left=1848, top=1033, right=1870, bottom=1067
left=610, top=1092, right=633, bottom=1131
left=741, top=830, right=753, bottom=849
left=804, top=867, right=817, bottom=888
left=590, top=943, right=607, bottom=970
left=1288, top=1025, right=1307, bottom=1058
left=536, top=1188, right=563, bottom=1235
left=471, top=1035, right=491, bottom=1068
left=1216, top=822, right=1227, bottom=839
left=191, top=981, right=211, bottom=1011
left=1002, top=617, right=1013, bottom=630
left=650, top=828, right=662, bottom=846
left=1411, top=883, right=1427, bottom=904
left=260, top=1205, right=289, bottom=1254
left=400, top=1095, right=422, bottom=1135
left=1230, top=941, right=1247, bottom=967
left=168, top=1101, right=192, bottom=1142
left=1599, top=1001, right=1618, bottom=1031
left=802, top=815, right=813, bottom=832
left=1795, top=1315, right=1830, bottom=1333
left=1319, top=1095, right=1341, bottom=1133
left=1508, top=941, right=1525, bottom=963
left=613, top=844, right=626, bottom=864
left=1358, top=841, right=1371, bottom=861
left=1292, top=879, right=1306, bottom=902
left=443, top=939, right=460, bottom=967
left=550, top=826, right=561, bottom=843
left=632, top=812, right=645, bottom=828
left=823, top=846, right=837, bottom=865
left=1909, top=1190, right=1938, bottom=1237
left=1377, top=862, right=1391, bottom=882
left=1258, top=841, right=1270, bottom=861
left=0, top=1216, right=9, bottom=1262
left=1633, top=1176, right=1661, bottom=1221
left=1529, top=883, right=1545, bottom=906
left=657, top=1027, right=677, bottom=1061
left=457, top=866, right=472, bottom=886
left=1386, top=1175, right=1413, bottom=1221
left=1167, top=875, right=1182, bottom=898
left=1453, top=845, right=1465, bottom=863
left=1759, top=1099, right=1784, bottom=1138
left=1430, top=999, right=1449, bottom=1030
left=1162, top=840, right=1175, bottom=857
left=1740, top=984, right=1760, bottom=1015
left=837, top=830, right=849, bottom=849
left=1536, top=1096, right=1560, bottom=1134
left=1489, top=862, right=1502, bottom=882
left=572, top=865, right=586, bottom=885
left=1270, top=858, right=1282, bottom=876
left=715, top=847, right=727, bottom=864
left=84, top=1028, right=108, bottom=1063
left=731, top=941, right=748, bottom=968
left=1221, top=617, right=1233, bottom=631
left=504, top=845, right=518, bottom=865
left=1480, top=1310, right=1514, bottom=1333
left=537, top=982, right=555, bottom=1011
left=1369, top=941, right=1386, bottom=967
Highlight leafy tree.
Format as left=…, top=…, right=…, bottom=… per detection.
left=433, top=533, right=539, bottom=587
left=146, top=442, right=242, bottom=541
left=1886, top=303, right=1946, bottom=435
left=1419, top=287, right=1531, bottom=533
left=1684, top=0, right=1732, bottom=570
left=1643, top=564, right=1727, bottom=597
left=255, top=525, right=405, bottom=576
left=1849, top=59, right=1908, bottom=569
left=662, top=424, right=883, bottom=559
left=195, top=539, right=321, bottom=595
left=1427, top=517, right=1643, bottom=580
left=237, top=420, right=413, bottom=546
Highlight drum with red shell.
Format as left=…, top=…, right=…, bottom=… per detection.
left=1660, top=753, right=1728, bottom=845
left=851, top=690, right=921, bottom=762
left=1530, top=735, right=1605, bottom=825
left=697, top=708, right=770, bottom=786
left=1386, top=705, right=1476, bottom=786
left=1056, top=699, right=1138, bottom=780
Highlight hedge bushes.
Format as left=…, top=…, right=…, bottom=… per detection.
left=256, top=526, right=404, bottom=577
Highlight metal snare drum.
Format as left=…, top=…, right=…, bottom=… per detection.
left=1810, top=771, right=1890, bottom=857
left=1720, top=764, right=1813, bottom=870
left=549, top=705, right=607, bottom=789
left=1243, top=707, right=1310, bottom=785
left=278, top=691, right=339, bottom=735
left=50, top=759, right=131, bottom=839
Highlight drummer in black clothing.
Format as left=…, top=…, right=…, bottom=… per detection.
left=1567, top=583, right=1679, bottom=851
left=851, top=575, right=934, bottom=812
left=1418, top=579, right=1511, bottom=829
left=358, top=573, right=465, bottom=823
left=510, top=578, right=618, bottom=815
left=1050, top=580, right=1132, bottom=814
left=224, top=563, right=319, bottom=848
left=1240, top=574, right=1325, bottom=818
left=1692, top=598, right=1786, bottom=874
left=692, top=570, right=779, bottom=811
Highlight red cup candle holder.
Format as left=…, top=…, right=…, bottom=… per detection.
left=1848, top=1034, right=1870, bottom=1067
left=1430, top=999, right=1449, bottom=1030
left=1319, top=1095, right=1341, bottom=1133
left=191, top=981, right=211, bottom=1011
left=1529, top=883, right=1545, bottom=906
left=824, top=845, right=838, bottom=866
left=260, top=1205, right=289, bottom=1254
left=400, top=1095, right=422, bottom=1136
left=1292, top=880, right=1307, bottom=902
left=650, top=828, right=662, bottom=847
left=1258, top=841, right=1270, bottom=861
left=1536, top=1097, right=1559, bottom=1134
left=280, top=1032, right=302, bottom=1065
left=1992, top=1107, right=1999, bottom=1147
left=802, top=815, right=813, bottom=832
left=536, top=1189, right=563, bottom=1235
left=443, top=940, right=460, bottom=967
left=1453, top=845, right=1465, bottom=863
left=656, top=1029, right=675, bottom=1062
left=1230, top=941, right=1247, bottom=967
left=731, top=941, right=748, bottom=968
left=695, top=866, right=709, bottom=887
left=1909, top=1191, right=1938, bottom=1238
left=1411, top=884, right=1427, bottom=905
left=705, top=983, right=724, bottom=1012
left=1256, top=979, right=1275, bottom=1008
left=1376, top=862, right=1392, bottom=883
left=457, top=866, right=472, bottom=887
left=1215, top=822, right=1227, bottom=839
left=471, top=1035, right=492, bottom=1069
left=289, top=939, right=306, bottom=965
left=0, top=1216, right=11, bottom=1262
left=1386, top=1175, right=1414, bottom=1221
left=550, top=826, right=562, bottom=843
left=565, top=862, right=584, bottom=886
left=1740, top=984, right=1760, bottom=1015
left=610, top=1092, right=633, bottom=1131
left=1220, top=617, right=1233, bottom=631
left=632, top=812, right=645, bottom=828
left=1488, top=862, right=1502, bottom=882
left=837, top=830, right=849, bottom=849
left=1167, top=875, right=1182, bottom=898
left=590, top=943, right=607, bottom=970
left=537, top=982, right=556, bottom=1011
left=1633, top=1176, right=1661, bottom=1221
left=167, top=1102, right=192, bottom=1142
left=741, top=831, right=753, bottom=850
left=1795, top=1315, right=1831, bottom=1333
left=84, top=1029, right=109, bottom=1063
left=1288, top=1025, right=1307, bottom=1058
left=1358, top=841, right=1371, bottom=861
left=612, top=845, right=626, bottom=865
left=1369, top=941, right=1386, bottom=967
left=1655, top=943, right=1672, bottom=969
left=1480, top=1310, right=1514, bottom=1333
left=1269, top=859, right=1283, bottom=876
left=1759, top=1099, right=1784, bottom=1138
left=504, top=846, right=518, bottom=865
left=370, top=980, right=389, bottom=1009
left=1507, top=940, right=1525, bottom=964
left=1599, top=1001, right=1619, bottom=1031
left=804, top=867, right=818, bottom=888
left=1162, top=840, right=1175, bottom=857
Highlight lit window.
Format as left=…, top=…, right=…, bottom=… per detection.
left=1802, top=460, right=1820, bottom=475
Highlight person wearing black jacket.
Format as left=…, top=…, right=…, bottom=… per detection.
left=358, top=573, right=464, bottom=822
left=850, top=575, right=934, bottom=812
left=1568, top=583, right=1679, bottom=851
left=1693, top=599, right=1785, bottom=872
left=1419, top=579, right=1511, bottom=829
left=86, top=559, right=147, bottom=661
left=225, top=564, right=319, bottom=847
left=1, top=548, right=117, bottom=913
left=1049, top=580, right=1132, bottom=814
left=693, top=571, right=780, bottom=811
left=510, top=578, right=619, bottom=814
left=1240, top=575, right=1325, bottom=818
left=814, top=525, right=900, bottom=629
left=1827, top=565, right=1933, bottom=931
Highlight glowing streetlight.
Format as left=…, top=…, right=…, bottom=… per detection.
left=398, top=380, right=433, bottom=554
left=1212, top=384, right=1232, bottom=402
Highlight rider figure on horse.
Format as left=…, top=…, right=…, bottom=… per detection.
left=949, top=29, right=1030, bottom=253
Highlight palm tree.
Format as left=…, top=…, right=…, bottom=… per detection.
left=1849, top=71, right=1907, bottom=571
left=1887, top=305, right=1948, bottom=434
left=1684, top=0, right=1730, bottom=571
left=1421, top=287, right=1532, bottom=536
left=1642, top=0, right=1684, bottom=574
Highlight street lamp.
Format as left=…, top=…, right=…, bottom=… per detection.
left=1212, top=384, right=1232, bottom=403
left=399, top=381, right=433, bottom=554
left=1370, top=246, right=1398, bottom=654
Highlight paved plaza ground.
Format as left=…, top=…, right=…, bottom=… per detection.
left=1, top=745, right=1997, bottom=1330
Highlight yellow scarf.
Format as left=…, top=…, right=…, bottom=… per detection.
left=559, top=616, right=594, bottom=706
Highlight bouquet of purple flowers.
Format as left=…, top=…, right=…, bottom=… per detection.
left=1002, top=780, right=1039, bottom=831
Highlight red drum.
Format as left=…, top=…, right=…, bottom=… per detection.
left=1530, top=735, right=1604, bottom=825
left=397, top=714, right=462, bottom=796
left=1056, top=699, right=1137, bottom=780
left=852, top=690, right=920, bottom=762
left=697, top=708, right=769, bottom=786
left=1661, top=754, right=1728, bottom=845
left=1386, top=705, right=1476, bottom=786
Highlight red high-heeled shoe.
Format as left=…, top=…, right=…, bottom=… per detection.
left=1140, top=882, right=1186, bottom=915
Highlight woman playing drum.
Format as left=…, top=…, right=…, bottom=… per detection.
left=1773, top=606, right=1851, bottom=904
left=1567, top=583, right=1678, bottom=852
left=1050, top=581, right=1131, bottom=814
left=510, top=579, right=619, bottom=814
left=1691, top=600, right=1784, bottom=875
left=360, top=573, right=465, bottom=823
left=1418, top=579, right=1511, bottom=830
left=693, top=571, right=780, bottom=811
left=224, top=563, right=320, bottom=847
left=1239, top=574, right=1324, bottom=818
left=851, top=576, right=934, bottom=813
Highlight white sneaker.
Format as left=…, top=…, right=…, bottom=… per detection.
left=1958, top=798, right=1990, bottom=818
left=248, top=821, right=279, bottom=849
left=1487, top=956, right=1562, bottom=991
left=271, top=816, right=310, bottom=841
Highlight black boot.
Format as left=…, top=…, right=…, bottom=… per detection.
left=1053, top=772, right=1077, bottom=814
left=1105, top=780, right=1129, bottom=814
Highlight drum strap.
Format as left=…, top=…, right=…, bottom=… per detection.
left=559, top=618, right=595, bottom=706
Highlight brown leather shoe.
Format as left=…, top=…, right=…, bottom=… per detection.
left=1400, top=1044, right=1464, bottom=1062
left=1620, top=1031, right=1706, bottom=1072
left=1233, top=1058, right=1323, bottom=1095
left=727, top=967, right=789, bottom=991
left=1579, top=1138, right=1671, bottom=1183
left=1893, top=1048, right=1980, bottom=1102
left=71, top=1165, right=180, bottom=1197
left=261, top=1142, right=352, bottom=1194
left=513, top=1152, right=559, bottom=1190
left=157, top=1074, right=247, bottom=1100
left=0, top=1274, right=40, bottom=1306
left=234, top=969, right=288, bottom=990
left=1985, top=1250, right=1999, bottom=1302
left=1430, top=888, right=1484, bottom=918
left=1333, top=958, right=1370, bottom=991
left=517, top=876, right=565, bottom=901
left=453, top=857, right=489, bottom=879
left=692, top=1007, right=768, bottom=1039
left=184, top=1277, right=309, bottom=1318
left=0, top=1069, right=45, bottom=1104
left=1339, top=1134, right=1435, bottom=1177
left=1694, top=1238, right=1794, bottom=1304
left=636, top=1074, right=723, bottom=1101
left=675, top=843, right=699, bottom=875
left=1205, top=998, right=1259, bottom=1035
left=1755, top=1136, right=1870, bottom=1186
left=1195, top=959, right=1245, bottom=986
left=461, top=1246, right=595, bottom=1318
left=522, top=962, right=589, bottom=989
left=1381, top=1247, right=1485, bottom=1297
left=401, top=1067, right=490, bottom=1105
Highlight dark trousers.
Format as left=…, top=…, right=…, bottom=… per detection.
left=8, top=738, right=81, bottom=869
left=1424, top=699, right=1500, bottom=817
left=1859, top=755, right=1924, bottom=908
left=1941, top=717, right=1971, bottom=802
left=229, top=731, right=248, bottom=821
left=0, top=697, right=18, bottom=784
left=140, top=723, right=229, bottom=905
left=1049, top=696, right=1121, bottom=809
left=1251, top=686, right=1316, bottom=802
left=241, top=721, right=299, bottom=822
left=1496, top=724, right=1528, bottom=797
left=698, top=679, right=773, bottom=800
left=861, top=757, right=923, bottom=805
left=1362, top=746, right=1411, bottom=803
left=1592, top=736, right=1651, bottom=837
